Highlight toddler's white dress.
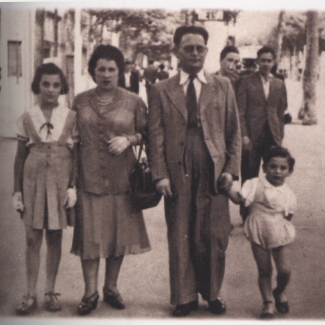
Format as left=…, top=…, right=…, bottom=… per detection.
left=241, top=176, right=297, bottom=249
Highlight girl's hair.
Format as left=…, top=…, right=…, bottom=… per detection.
left=31, top=63, right=69, bottom=95
left=88, top=44, right=125, bottom=87
left=263, top=146, right=295, bottom=172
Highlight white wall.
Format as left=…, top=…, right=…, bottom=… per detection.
left=0, top=8, right=35, bottom=137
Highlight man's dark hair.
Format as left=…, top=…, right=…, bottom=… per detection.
left=88, top=44, right=125, bottom=87
left=220, top=45, right=239, bottom=61
left=173, top=25, right=209, bottom=47
left=148, top=59, right=154, bottom=65
left=263, top=146, right=295, bottom=172
left=31, top=62, right=69, bottom=95
left=257, top=46, right=276, bottom=60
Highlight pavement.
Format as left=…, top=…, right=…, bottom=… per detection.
left=0, top=79, right=325, bottom=324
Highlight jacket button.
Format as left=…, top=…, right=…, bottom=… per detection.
left=180, top=142, right=184, bottom=146
left=178, top=161, right=182, bottom=166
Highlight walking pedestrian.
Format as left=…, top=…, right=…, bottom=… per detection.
left=236, top=46, right=287, bottom=223
left=12, top=63, right=78, bottom=315
left=148, top=25, right=241, bottom=317
left=225, top=146, right=296, bottom=319
left=70, top=44, right=150, bottom=316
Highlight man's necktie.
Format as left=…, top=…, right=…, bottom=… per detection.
left=186, top=75, right=198, bottom=128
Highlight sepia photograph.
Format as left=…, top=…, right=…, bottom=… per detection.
left=0, top=1, right=325, bottom=324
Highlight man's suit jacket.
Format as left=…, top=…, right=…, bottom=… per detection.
left=126, top=71, right=140, bottom=94
left=236, top=72, right=287, bottom=145
left=148, top=72, right=241, bottom=194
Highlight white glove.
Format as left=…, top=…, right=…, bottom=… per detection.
left=64, top=188, right=77, bottom=209
left=12, top=192, right=24, bottom=212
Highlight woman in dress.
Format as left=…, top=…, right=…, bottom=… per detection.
left=71, top=44, right=150, bottom=316
left=12, top=63, right=78, bottom=314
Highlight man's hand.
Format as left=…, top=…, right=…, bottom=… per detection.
left=242, top=136, right=251, bottom=151
left=156, top=178, right=172, bottom=197
left=218, top=173, right=233, bottom=192
left=12, top=192, right=24, bottom=212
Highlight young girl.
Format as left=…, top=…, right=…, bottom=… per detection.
left=12, top=63, right=79, bottom=315
left=227, top=146, right=297, bottom=319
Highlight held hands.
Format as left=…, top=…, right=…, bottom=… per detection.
left=107, top=136, right=130, bottom=156
left=64, top=188, right=77, bottom=209
left=156, top=178, right=173, bottom=197
left=242, top=136, right=251, bottom=151
left=12, top=192, right=24, bottom=212
left=218, top=173, right=233, bottom=193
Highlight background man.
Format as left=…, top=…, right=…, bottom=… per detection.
left=216, top=45, right=241, bottom=90
left=124, top=61, right=140, bottom=94
left=143, top=59, right=158, bottom=101
left=148, top=25, right=241, bottom=317
left=236, top=46, right=287, bottom=222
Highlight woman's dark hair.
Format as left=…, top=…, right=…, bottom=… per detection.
left=263, top=146, right=295, bottom=172
left=173, top=25, right=209, bottom=47
left=88, top=44, right=125, bottom=87
left=31, top=63, right=69, bottom=95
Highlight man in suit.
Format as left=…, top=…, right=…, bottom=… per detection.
left=148, top=25, right=241, bottom=317
left=143, top=59, right=158, bottom=101
left=236, top=46, right=287, bottom=222
left=216, top=45, right=240, bottom=91
left=124, top=61, right=140, bottom=94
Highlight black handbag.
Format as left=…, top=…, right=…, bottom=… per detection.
left=129, top=142, right=162, bottom=210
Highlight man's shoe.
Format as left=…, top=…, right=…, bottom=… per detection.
left=172, top=299, right=198, bottom=317
left=208, top=297, right=226, bottom=315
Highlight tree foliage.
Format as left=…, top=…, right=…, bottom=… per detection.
left=87, top=9, right=184, bottom=62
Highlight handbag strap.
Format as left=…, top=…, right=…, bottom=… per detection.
left=137, top=141, right=144, bottom=163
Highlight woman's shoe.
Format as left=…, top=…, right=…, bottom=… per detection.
left=44, top=292, right=62, bottom=312
left=273, top=288, right=289, bottom=313
left=103, top=287, right=125, bottom=309
left=15, top=295, right=37, bottom=315
left=77, top=292, right=99, bottom=316
left=259, top=301, right=274, bottom=319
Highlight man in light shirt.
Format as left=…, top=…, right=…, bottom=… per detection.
left=236, top=46, right=287, bottom=222
left=148, top=25, right=241, bottom=317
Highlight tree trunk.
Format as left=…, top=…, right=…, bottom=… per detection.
left=298, top=11, right=319, bottom=125
left=276, top=11, right=285, bottom=61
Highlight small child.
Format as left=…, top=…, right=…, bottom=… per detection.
left=227, top=146, right=297, bottom=319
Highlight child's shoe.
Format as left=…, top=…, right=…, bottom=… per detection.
left=273, top=288, right=289, bottom=313
left=44, top=292, right=62, bottom=312
left=259, top=300, right=274, bottom=319
left=15, top=295, right=37, bottom=315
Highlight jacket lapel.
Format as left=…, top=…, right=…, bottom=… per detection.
left=165, top=74, right=187, bottom=121
left=253, top=73, right=267, bottom=102
left=199, top=74, right=217, bottom=114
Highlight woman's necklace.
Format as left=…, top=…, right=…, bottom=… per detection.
left=97, top=96, right=114, bottom=106
left=96, top=88, right=117, bottom=106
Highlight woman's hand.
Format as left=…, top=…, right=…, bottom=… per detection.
left=12, top=192, right=24, bottom=212
left=64, top=188, right=77, bottom=209
left=107, top=136, right=130, bottom=155
left=156, top=178, right=172, bottom=197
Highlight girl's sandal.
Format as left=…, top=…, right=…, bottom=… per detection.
left=15, top=295, right=38, bottom=315
left=259, top=301, right=274, bottom=319
left=273, top=288, right=289, bottom=314
left=44, top=292, right=62, bottom=312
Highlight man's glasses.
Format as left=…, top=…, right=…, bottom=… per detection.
left=182, top=45, right=207, bottom=54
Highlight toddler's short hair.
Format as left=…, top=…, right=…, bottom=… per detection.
left=263, top=146, right=295, bottom=172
